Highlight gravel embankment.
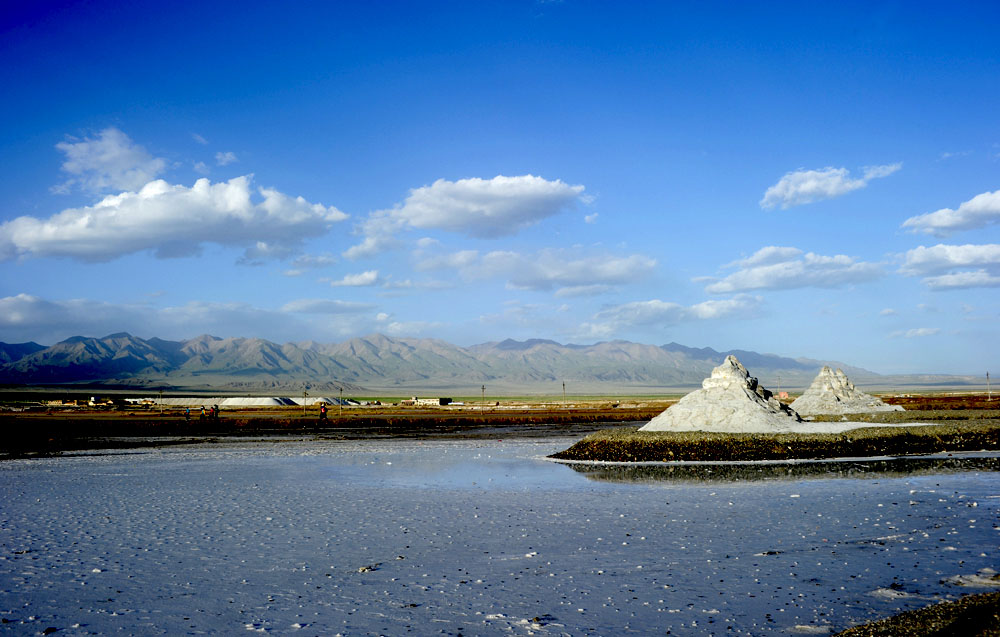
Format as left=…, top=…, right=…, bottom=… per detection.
left=834, top=591, right=1000, bottom=636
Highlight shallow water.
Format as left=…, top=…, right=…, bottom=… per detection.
left=1, top=438, right=998, bottom=635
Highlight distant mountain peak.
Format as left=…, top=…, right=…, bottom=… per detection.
left=494, top=338, right=562, bottom=351
left=185, top=334, right=223, bottom=344
left=103, top=332, right=135, bottom=340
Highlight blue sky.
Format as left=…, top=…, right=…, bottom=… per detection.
left=1, top=1, right=998, bottom=374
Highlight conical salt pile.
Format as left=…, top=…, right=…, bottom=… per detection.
left=790, top=366, right=903, bottom=416
left=640, top=355, right=802, bottom=433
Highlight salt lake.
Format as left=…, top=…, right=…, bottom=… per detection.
left=1, top=438, right=997, bottom=635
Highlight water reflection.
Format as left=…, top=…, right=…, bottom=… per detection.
left=560, top=453, right=1000, bottom=484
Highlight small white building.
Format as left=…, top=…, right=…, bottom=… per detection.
left=408, top=397, right=453, bottom=407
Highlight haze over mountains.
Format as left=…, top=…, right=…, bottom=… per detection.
left=0, top=332, right=977, bottom=394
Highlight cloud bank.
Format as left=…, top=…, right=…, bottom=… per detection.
left=1, top=176, right=348, bottom=262
left=760, top=163, right=901, bottom=210
left=703, top=246, right=882, bottom=293
left=278, top=299, right=374, bottom=314
left=0, top=294, right=376, bottom=345
left=415, top=246, right=656, bottom=296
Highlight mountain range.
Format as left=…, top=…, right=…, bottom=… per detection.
left=0, top=332, right=979, bottom=394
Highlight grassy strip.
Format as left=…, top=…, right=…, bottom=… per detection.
left=809, top=409, right=999, bottom=423
left=548, top=421, right=1000, bottom=462
left=833, top=591, right=1000, bottom=636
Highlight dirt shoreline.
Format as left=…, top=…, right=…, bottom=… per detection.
left=0, top=408, right=655, bottom=458
left=4, top=396, right=998, bottom=459
left=549, top=421, right=1000, bottom=462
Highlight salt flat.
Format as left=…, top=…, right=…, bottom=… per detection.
left=1, top=439, right=998, bottom=635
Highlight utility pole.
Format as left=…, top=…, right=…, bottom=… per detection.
left=158, top=389, right=163, bottom=416
left=303, top=390, right=308, bottom=416
left=562, top=381, right=566, bottom=403
left=340, top=386, right=343, bottom=416
left=481, top=384, right=485, bottom=411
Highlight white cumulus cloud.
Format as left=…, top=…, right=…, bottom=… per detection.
left=921, top=271, right=1000, bottom=289
left=899, top=243, right=1000, bottom=290
left=900, top=244, right=1000, bottom=275
left=901, top=189, right=1000, bottom=237
left=703, top=246, right=882, bottom=293
left=345, top=175, right=585, bottom=258
left=54, top=127, right=167, bottom=193
left=329, top=270, right=380, bottom=287
left=0, top=176, right=348, bottom=262
left=760, top=163, right=901, bottom=210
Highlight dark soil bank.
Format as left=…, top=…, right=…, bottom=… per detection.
left=0, top=407, right=657, bottom=457
left=549, top=422, right=1000, bottom=462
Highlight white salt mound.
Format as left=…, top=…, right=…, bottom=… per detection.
left=220, top=396, right=296, bottom=407
left=640, top=355, right=804, bottom=433
left=791, top=366, right=903, bottom=416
